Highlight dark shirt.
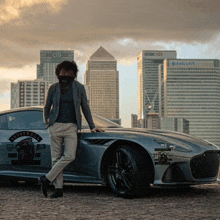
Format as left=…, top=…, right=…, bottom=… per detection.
left=55, top=85, right=77, bottom=124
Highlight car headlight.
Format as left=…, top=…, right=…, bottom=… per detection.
left=154, top=140, right=192, bottom=152
left=172, top=145, right=192, bottom=152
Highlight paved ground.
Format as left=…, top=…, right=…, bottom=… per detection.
left=0, top=181, right=220, bottom=220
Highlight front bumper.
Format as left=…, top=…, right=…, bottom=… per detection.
left=154, top=150, right=220, bottom=185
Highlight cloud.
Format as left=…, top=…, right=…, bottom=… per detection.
left=0, top=80, right=11, bottom=94
left=0, top=67, right=37, bottom=111
left=0, top=89, right=10, bottom=111
left=1, top=0, right=220, bottom=68
left=0, top=103, right=10, bottom=111
left=0, top=0, right=67, bottom=24
left=0, top=64, right=36, bottom=80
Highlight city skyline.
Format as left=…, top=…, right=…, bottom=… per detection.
left=2, top=47, right=220, bottom=128
left=1, top=0, right=220, bottom=128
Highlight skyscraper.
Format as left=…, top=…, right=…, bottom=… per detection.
left=84, top=46, right=120, bottom=124
left=163, top=59, right=220, bottom=146
left=131, top=114, right=138, bottom=128
left=158, top=64, right=165, bottom=117
left=37, top=50, right=74, bottom=85
left=138, top=51, right=176, bottom=123
left=11, top=79, right=49, bottom=109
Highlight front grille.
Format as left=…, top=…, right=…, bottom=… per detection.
left=190, top=151, right=220, bottom=179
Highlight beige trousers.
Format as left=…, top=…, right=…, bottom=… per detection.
left=46, top=122, right=78, bottom=189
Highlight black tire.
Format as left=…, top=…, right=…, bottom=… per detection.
left=106, top=145, right=153, bottom=198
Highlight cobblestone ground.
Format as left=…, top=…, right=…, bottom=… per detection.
left=0, top=181, right=220, bottom=220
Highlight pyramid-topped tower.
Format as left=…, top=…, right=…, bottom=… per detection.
left=90, top=46, right=115, bottom=60
left=84, top=46, right=120, bottom=125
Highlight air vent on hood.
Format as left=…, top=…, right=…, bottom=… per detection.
left=85, top=139, right=113, bottom=145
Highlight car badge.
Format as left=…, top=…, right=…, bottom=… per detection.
left=6, top=144, right=14, bottom=151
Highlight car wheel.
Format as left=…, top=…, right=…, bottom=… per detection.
left=107, top=145, right=153, bottom=198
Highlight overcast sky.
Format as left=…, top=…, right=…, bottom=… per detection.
left=1, top=0, right=220, bottom=127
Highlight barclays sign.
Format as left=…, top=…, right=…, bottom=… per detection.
left=171, top=61, right=196, bottom=66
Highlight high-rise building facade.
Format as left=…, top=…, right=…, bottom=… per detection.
left=84, top=46, right=120, bottom=124
left=147, top=110, right=160, bottom=129
left=11, top=79, right=50, bottom=109
left=163, top=59, right=220, bottom=146
left=158, top=64, right=165, bottom=117
left=138, top=51, right=177, bottom=122
left=131, top=114, right=138, bottom=128
left=37, top=50, right=74, bottom=85
left=160, top=117, right=189, bottom=134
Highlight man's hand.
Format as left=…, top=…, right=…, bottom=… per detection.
left=91, top=127, right=105, bottom=133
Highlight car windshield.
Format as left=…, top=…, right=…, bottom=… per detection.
left=0, top=110, right=122, bottom=130
left=5, top=110, right=46, bottom=130
left=82, top=114, right=123, bottom=129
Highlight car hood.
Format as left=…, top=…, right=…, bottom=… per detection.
left=104, top=128, right=220, bottom=151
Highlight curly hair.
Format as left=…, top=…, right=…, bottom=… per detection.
left=55, top=61, right=78, bottom=79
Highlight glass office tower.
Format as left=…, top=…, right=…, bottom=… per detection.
left=163, top=59, right=220, bottom=146
left=138, top=51, right=176, bottom=124
left=85, top=46, right=120, bottom=124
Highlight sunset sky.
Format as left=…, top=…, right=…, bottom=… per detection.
left=1, top=0, right=220, bottom=127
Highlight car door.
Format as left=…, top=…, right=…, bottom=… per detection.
left=0, top=110, right=51, bottom=174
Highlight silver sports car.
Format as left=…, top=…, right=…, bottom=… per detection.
left=0, top=107, right=219, bottom=197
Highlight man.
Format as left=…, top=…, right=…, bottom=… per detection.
left=39, top=61, right=104, bottom=198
